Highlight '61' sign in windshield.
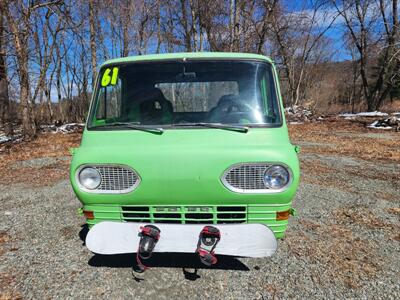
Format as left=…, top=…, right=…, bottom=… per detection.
left=101, top=67, right=119, bottom=87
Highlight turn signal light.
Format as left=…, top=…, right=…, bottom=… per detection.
left=83, top=210, right=94, bottom=220
left=276, top=210, right=290, bottom=221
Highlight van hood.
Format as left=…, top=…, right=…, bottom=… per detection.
left=70, top=127, right=300, bottom=205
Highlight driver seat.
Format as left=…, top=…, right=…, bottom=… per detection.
left=127, top=87, right=173, bottom=124
left=208, top=94, right=239, bottom=123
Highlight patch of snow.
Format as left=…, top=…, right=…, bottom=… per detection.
left=0, top=134, right=12, bottom=144
left=369, top=121, right=378, bottom=127
left=368, top=126, right=393, bottom=130
left=339, top=111, right=389, bottom=117
left=367, top=121, right=392, bottom=130
left=285, top=106, right=312, bottom=115
left=56, top=123, right=85, bottom=133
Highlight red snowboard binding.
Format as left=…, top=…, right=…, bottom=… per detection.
left=196, top=226, right=221, bottom=266
left=135, top=225, right=161, bottom=273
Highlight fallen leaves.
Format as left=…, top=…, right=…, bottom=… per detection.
left=0, top=133, right=80, bottom=186
left=287, top=220, right=382, bottom=289
left=0, top=231, right=11, bottom=245
left=0, top=271, right=22, bottom=300
left=387, top=207, right=400, bottom=215
left=335, top=207, right=396, bottom=230
left=289, top=121, right=400, bottom=162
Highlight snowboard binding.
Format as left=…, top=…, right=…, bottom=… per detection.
left=196, top=226, right=221, bottom=266
left=135, top=225, right=161, bottom=272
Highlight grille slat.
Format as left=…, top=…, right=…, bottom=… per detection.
left=223, top=163, right=269, bottom=192
left=121, top=205, right=247, bottom=224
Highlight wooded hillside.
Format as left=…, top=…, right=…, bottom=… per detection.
left=0, top=0, right=398, bottom=138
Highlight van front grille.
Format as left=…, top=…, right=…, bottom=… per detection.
left=121, top=205, right=247, bottom=224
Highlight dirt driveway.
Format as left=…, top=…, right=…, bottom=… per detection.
left=1, top=122, right=399, bottom=299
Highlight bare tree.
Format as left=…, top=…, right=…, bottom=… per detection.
left=333, top=0, right=399, bottom=111
left=272, top=1, right=338, bottom=106
left=2, top=0, right=36, bottom=137
left=89, top=0, right=97, bottom=88
left=0, top=5, right=12, bottom=136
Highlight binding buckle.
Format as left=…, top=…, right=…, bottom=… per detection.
left=135, top=225, right=161, bottom=273
left=196, top=226, right=220, bottom=266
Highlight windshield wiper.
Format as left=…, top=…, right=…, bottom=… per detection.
left=92, top=122, right=164, bottom=134
left=172, top=122, right=248, bottom=133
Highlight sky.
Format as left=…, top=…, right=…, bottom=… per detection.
left=285, top=0, right=393, bottom=61
left=285, top=0, right=351, bottom=61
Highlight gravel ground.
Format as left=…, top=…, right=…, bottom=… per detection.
left=1, top=130, right=399, bottom=299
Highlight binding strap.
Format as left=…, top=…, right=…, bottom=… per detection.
left=196, top=226, right=221, bottom=266
left=135, top=225, right=161, bottom=272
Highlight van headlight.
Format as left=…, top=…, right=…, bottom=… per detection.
left=78, top=167, right=101, bottom=190
left=263, top=165, right=290, bottom=189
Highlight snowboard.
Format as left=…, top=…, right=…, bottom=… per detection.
left=86, top=221, right=277, bottom=258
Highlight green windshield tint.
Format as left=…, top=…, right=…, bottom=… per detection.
left=89, top=60, right=282, bottom=128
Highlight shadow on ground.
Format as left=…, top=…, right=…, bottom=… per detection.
left=88, top=252, right=249, bottom=272
left=79, top=224, right=89, bottom=245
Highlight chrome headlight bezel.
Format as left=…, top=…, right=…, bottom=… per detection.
left=75, top=164, right=141, bottom=194
left=77, top=167, right=102, bottom=190
left=221, top=162, right=293, bottom=194
left=263, top=165, right=290, bottom=190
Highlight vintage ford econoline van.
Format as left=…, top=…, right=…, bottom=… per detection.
left=70, top=52, right=299, bottom=262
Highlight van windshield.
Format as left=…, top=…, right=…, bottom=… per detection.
left=88, top=60, right=282, bottom=129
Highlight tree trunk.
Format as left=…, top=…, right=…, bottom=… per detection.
left=233, top=0, right=240, bottom=51
left=180, top=0, right=192, bottom=51
left=156, top=0, right=161, bottom=53
left=229, top=0, right=235, bottom=51
left=189, top=0, right=197, bottom=51
left=0, top=7, right=12, bottom=136
left=3, top=2, right=36, bottom=137
left=89, top=0, right=97, bottom=88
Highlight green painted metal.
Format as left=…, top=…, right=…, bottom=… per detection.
left=100, top=52, right=274, bottom=68
left=70, top=52, right=300, bottom=239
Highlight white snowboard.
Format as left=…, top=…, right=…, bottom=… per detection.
left=86, top=221, right=277, bottom=258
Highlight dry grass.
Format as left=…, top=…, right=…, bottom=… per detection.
left=0, top=231, right=10, bottom=244
left=301, top=174, right=356, bottom=193
left=346, top=166, right=400, bottom=182
left=300, top=159, right=332, bottom=175
left=287, top=220, right=382, bottom=289
left=0, top=161, right=70, bottom=187
left=336, top=205, right=400, bottom=243
left=0, top=231, right=12, bottom=258
left=289, top=121, right=400, bottom=162
left=299, top=159, right=357, bottom=192
left=387, top=207, right=400, bottom=215
left=374, top=191, right=399, bottom=202
left=0, top=133, right=81, bottom=186
left=0, top=271, right=22, bottom=300
left=287, top=202, right=400, bottom=289
left=0, top=132, right=81, bottom=163
left=334, top=207, right=396, bottom=230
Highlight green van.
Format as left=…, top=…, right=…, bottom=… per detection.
left=70, top=52, right=299, bottom=251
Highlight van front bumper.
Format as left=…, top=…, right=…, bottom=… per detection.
left=80, top=203, right=294, bottom=239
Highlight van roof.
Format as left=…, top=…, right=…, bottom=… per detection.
left=101, top=52, right=273, bottom=67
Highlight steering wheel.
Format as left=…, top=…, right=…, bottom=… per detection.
left=213, top=100, right=260, bottom=124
